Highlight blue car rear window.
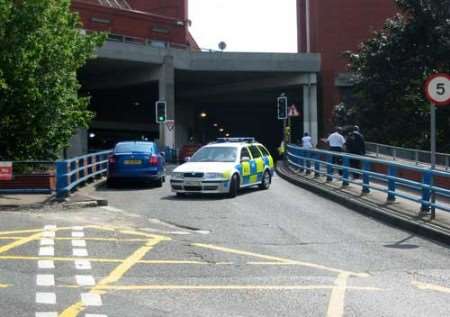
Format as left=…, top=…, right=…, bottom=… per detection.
left=114, top=143, right=153, bottom=153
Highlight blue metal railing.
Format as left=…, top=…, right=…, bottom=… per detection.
left=56, top=150, right=112, bottom=199
left=286, top=144, right=450, bottom=214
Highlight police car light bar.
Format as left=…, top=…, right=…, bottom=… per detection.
left=216, top=137, right=255, bottom=143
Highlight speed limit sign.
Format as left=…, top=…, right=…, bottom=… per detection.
left=424, top=73, right=450, bottom=106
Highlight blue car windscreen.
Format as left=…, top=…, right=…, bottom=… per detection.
left=114, top=143, right=153, bottom=154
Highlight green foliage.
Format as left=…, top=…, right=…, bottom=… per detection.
left=337, top=0, right=450, bottom=151
left=0, top=0, right=105, bottom=160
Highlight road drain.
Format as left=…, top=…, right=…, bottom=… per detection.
left=148, top=218, right=211, bottom=234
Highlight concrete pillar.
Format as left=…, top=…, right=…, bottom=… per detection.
left=303, top=74, right=318, bottom=146
left=158, top=55, right=175, bottom=148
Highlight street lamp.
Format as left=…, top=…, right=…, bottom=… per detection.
left=219, top=128, right=224, bottom=133
left=200, top=112, right=207, bottom=118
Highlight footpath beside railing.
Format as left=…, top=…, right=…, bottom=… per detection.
left=56, top=150, right=112, bottom=199
left=286, top=144, right=450, bottom=217
left=366, top=142, right=450, bottom=170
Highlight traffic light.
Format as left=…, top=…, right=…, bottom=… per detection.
left=155, top=101, right=167, bottom=123
left=277, top=96, right=288, bottom=120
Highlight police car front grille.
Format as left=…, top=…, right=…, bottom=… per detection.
left=184, top=172, right=204, bottom=178
left=184, top=186, right=202, bottom=191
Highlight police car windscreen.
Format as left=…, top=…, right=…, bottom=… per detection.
left=190, top=147, right=237, bottom=162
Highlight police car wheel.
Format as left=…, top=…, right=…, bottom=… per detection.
left=228, top=174, right=239, bottom=198
left=259, top=170, right=271, bottom=190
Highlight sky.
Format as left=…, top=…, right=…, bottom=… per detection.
left=188, top=0, right=298, bottom=53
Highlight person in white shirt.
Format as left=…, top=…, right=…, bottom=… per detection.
left=302, top=132, right=313, bottom=149
left=324, top=127, right=346, bottom=174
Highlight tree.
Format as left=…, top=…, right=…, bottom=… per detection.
left=337, top=0, right=450, bottom=151
left=0, top=0, right=105, bottom=160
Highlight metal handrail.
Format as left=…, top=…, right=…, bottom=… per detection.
left=366, top=142, right=450, bottom=170
left=56, top=150, right=112, bottom=198
left=286, top=144, right=450, bottom=215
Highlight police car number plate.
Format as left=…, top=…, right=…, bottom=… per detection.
left=185, top=181, right=201, bottom=186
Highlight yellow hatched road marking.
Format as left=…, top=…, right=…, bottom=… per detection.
left=59, top=236, right=168, bottom=317
left=412, top=280, right=450, bottom=294
left=326, top=272, right=350, bottom=317
left=0, top=229, right=43, bottom=236
left=0, top=237, right=148, bottom=242
left=193, top=243, right=368, bottom=277
left=0, top=283, right=9, bottom=288
left=0, top=232, right=43, bottom=255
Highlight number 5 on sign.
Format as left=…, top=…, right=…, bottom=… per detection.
left=424, top=73, right=450, bottom=106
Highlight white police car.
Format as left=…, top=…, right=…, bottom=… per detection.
left=170, top=138, right=274, bottom=198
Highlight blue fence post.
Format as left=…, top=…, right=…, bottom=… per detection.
left=299, top=149, right=305, bottom=172
left=326, top=154, right=333, bottom=182
left=305, top=150, right=311, bottom=175
left=342, top=156, right=350, bottom=186
left=56, top=160, right=68, bottom=199
left=421, top=170, right=432, bottom=211
left=314, top=152, right=321, bottom=178
left=387, top=166, right=397, bottom=202
left=362, top=160, right=370, bottom=194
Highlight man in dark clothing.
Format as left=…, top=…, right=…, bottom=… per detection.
left=346, top=126, right=366, bottom=178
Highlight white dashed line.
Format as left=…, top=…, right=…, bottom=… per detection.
left=85, top=314, right=108, bottom=317
left=72, top=226, right=84, bottom=231
left=39, top=247, right=54, bottom=257
left=43, top=225, right=57, bottom=230
left=81, top=293, right=103, bottom=306
left=75, top=260, right=92, bottom=270
left=75, top=275, right=96, bottom=286
left=38, top=260, right=55, bottom=270
left=36, top=292, right=56, bottom=304
left=36, top=312, right=58, bottom=317
left=72, top=240, right=87, bottom=247
left=73, top=248, right=88, bottom=257
left=36, top=274, right=55, bottom=287
left=72, top=231, right=85, bottom=238
left=40, top=238, right=54, bottom=246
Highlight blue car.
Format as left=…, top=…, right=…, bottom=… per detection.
left=107, top=141, right=165, bottom=187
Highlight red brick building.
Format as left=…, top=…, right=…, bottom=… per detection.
left=297, top=0, right=397, bottom=134
left=71, top=0, right=198, bottom=49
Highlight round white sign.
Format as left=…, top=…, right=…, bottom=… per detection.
left=424, top=73, right=450, bottom=106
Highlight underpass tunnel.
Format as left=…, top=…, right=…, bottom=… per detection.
left=175, top=70, right=304, bottom=157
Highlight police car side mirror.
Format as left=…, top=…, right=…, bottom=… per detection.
left=241, top=156, right=250, bottom=162
left=184, top=156, right=191, bottom=162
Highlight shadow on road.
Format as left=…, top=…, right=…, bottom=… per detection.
left=384, top=234, right=419, bottom=249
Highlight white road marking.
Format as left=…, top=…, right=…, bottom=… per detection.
left=36, top=274, right=55, bottom=287
left=36, top=313, right=58, bottom=317
left=85, top=314, right=108, bottom=317
left=101, top=206, right=123, bottom=212
left=38, top=260, right=55, bottom=269
left=40, top=239, right=54, bottom=246
left=73, top=248, right=88, bottom=257
left=75, top=260, right=92, bottom=270
left=42, top=231, right=55, bottom=238
left=72, top=240, right=87, bottom=247
left=75, top=275, right=96, bottom=286
left=72, top=226, right=84, bottom=231
left=39, top=247, right=54, bottom=257
left=81, top=293, right=103, bottom=306
left=36, top=292, right=56, bottom=304
left=43, top=225, right=57, bottom=230
left=72, top=231, right=85, bottom=238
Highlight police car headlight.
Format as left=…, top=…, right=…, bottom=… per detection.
left=204, top=172, right=224, bottom=179
left=171, top=172, right=184, bottom=179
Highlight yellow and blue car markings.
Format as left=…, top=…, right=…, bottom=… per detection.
left=236, top=146, right=273, bottom=186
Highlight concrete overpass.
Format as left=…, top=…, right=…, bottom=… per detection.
left=72, top=39, right=320, bottom=156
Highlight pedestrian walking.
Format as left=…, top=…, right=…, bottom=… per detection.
left=302, top=132, right=313, bottom=173
left=346, top=126, right=366, bottom=178
left=301, top=132, right=313, bottom=149
left=323, top=127, right=346, bottom=174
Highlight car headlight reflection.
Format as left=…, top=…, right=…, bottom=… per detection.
left=204, top=172, right=224, bottom=179
left=171, top=172, right=184, bottom=179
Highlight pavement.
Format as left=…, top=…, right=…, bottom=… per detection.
left=277, top=161, right=450, bottom=245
